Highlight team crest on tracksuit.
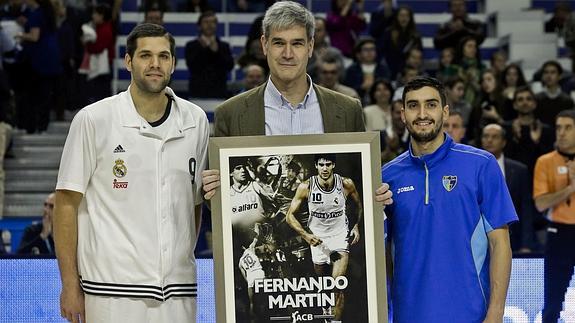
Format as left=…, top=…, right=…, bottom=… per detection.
left=442, top=175, right=457, bottom=192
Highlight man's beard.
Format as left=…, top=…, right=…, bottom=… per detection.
left=407, top=118, right=443, bottom=143
left=134, top=74, right=170, bottom=94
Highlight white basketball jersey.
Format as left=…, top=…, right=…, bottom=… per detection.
left=307, top=174, right=348, bottom=237
left=230, top=181, right=265, bottom=226
left=239, top=248, right=263, bottom=273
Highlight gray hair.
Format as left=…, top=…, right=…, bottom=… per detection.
left=262, top=1, right=315, bottom=40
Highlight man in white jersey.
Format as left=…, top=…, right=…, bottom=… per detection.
left=54, top=24, right=209, bottom=323
left=229, top=157, right=278, bottom=241
left=286, top=154, right=363, bottom=322
left=238, top=223, right=270, bottom=322
left=230, top=157, right=267, bottom=227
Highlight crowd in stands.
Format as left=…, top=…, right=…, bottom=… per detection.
left=2, top=0, right=575, bottom=257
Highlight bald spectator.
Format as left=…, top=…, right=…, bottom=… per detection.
left=242, top=64, right=265, bottom=91
left=317, top=56, right=359, bottom=99
left=443, top=111, right=466, bottom=143
left=17, top=192, right=56, bottom=255
left=229, top=64, right=266, bottom=95
left=481, top=124, right=537, bottom=253
left=433, top=0, right=485, bottom=50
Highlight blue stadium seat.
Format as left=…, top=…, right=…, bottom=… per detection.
left=532, top=0, right=575, bottom=13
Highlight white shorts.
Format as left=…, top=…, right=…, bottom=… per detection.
left=310, top=230, right=349, bottom=265
left=246, top=269, right=265, bottom=288
left=85, top=294, right=197, bottom=323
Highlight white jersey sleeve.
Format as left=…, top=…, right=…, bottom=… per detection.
left=56, top=109, right=97, bottom=194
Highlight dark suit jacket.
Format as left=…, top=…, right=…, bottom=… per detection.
left=214, top=83, right=365, bottom=137
left=17, top=223, right=55, bottom=255
left=185, top=38, right=234, bottom=99
left=504, top=157, right=537, bottom=251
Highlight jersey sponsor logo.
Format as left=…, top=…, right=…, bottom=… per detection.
left=310, top=210, right=343, bottom=219
left=442, top=175, right=457, bottom=192
left=232, top=202, right=259, bottom=213
left=113, top=159, right=127, bottom=178
left=396, top=185, right=415, bottom=194
left=113, top=145, right=125, bottom=153
left=113, top=179, right=128, bottom=189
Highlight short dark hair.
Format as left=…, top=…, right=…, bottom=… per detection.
left=402, top=77, right=447, bottom=107
left=126, top=23, right=175, bottom=58
left=314, top=154, right=336, bottom=165
left=286, top=160, right=301, bottom=173
left=353, top=36, right=376, bottom=57
left=557, top=109, right=575, bottom=123
left=542, top=60, right=563, bottom=75
left=444, top=76, right=464, bottom=89
left=229, top=157, right=248, bottom=173
left=93, top=3, right=112, bottom=21
left=369, top=79, right=393, bottom=105
left=513, top=85, right=535, bottom=103
left=197, top=10, right=216, bottom=25
left=448, top=110, right=464, bottom=119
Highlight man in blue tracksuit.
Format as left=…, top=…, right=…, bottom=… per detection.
left=382, top=77, right=518, bottom=323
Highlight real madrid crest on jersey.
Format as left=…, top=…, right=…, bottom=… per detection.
left=442, top=175, right=457, bottom=191
left=113, top=159, right=127, bottom=178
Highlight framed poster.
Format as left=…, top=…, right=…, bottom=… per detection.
left=209, top=132, right=387, bottom=323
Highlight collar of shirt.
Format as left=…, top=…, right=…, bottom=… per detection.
left=264, top=75, right=317, bottom=110
left=408, top=133, right=454, bottom=168
left=497, top=154, right=505, bottom=177
left=120, top=86, right=196, bottom=136
left=544, top=87, right=562, bottom=99
left=263, top=75, right=323, bottom=135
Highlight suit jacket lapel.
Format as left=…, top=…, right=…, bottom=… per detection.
left=504, top=159, right=513, bottom=186
left=239, top=84, right=266, bottom=136
left=315, top=85, right=343, bottom=133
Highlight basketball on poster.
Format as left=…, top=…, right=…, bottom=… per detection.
left=227, top=152, right=368, bottom=323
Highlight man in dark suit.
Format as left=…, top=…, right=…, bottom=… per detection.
left=17, top=192, right=56, bottom=255
left=185, top=11, right=234, bottom=99
left=481, top=124, right=537, bottom=253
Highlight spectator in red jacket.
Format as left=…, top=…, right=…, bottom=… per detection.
left=80, top=3, right=115, bottom=104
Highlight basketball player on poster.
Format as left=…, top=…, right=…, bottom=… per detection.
left=239, top=223, right=271, bottom=323
left=286, top=154, right=363, bottom=323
